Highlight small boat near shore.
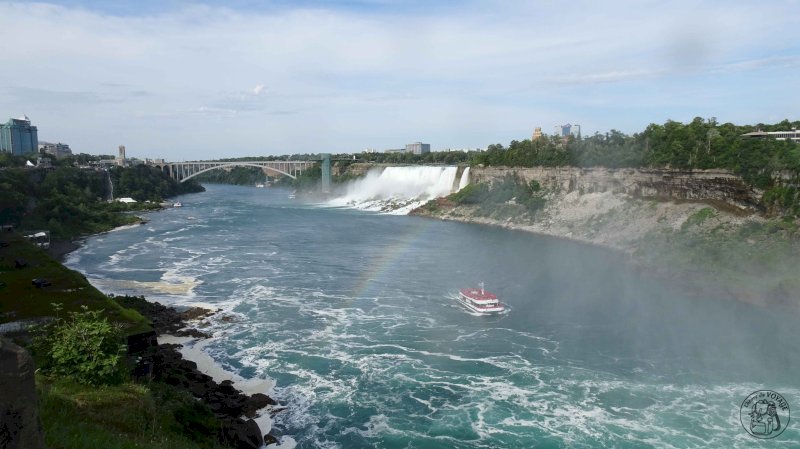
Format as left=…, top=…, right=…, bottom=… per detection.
left=173, top=202, right=183, bottom=207
left=458, top=282, right=505, bottom=315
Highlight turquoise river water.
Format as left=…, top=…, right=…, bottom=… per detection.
left=66, top=183, right=800, bottom=448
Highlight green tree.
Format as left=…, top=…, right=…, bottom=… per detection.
left=34, top=305, right=126, bottom=385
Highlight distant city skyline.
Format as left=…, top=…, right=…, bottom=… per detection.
left=0, top=0, right=797, bottom=160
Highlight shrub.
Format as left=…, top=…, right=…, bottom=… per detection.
left=421, top=200, right=440, bottom=212
left=35, top=305, right=126, bottom=385
left=450, top=183, right=488, bottom=204
left=763, top=186, right=800, bottom=217
left=682, top=207, right=717, bottom=230
left=525, top=196, right=547, bottom=213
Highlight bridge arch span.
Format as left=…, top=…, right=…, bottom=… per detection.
left=154, top=158, right=321, bottom=184
left=179, top=163, right=298, bottom=182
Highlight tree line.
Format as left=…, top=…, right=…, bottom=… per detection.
left=0, top=158, right=203, bottom=239
left=475, top=118, right=799, bottom=173
left=109, top=164, right=204, bottom=202
left=473, top=118, right=800, bottom=216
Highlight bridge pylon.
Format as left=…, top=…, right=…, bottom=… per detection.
left=321, top=153, right=331, bottom=193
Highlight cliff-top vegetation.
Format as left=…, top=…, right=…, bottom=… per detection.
left=0, top=153, right=204, bottom=240
left=473, top=118, right=800, bottom=216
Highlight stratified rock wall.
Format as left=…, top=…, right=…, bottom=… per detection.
left=340, top=164, right=763, bottom=213
left=0, top=338, right=45, bottom=449
left=469, top=167, right=762, bottom=213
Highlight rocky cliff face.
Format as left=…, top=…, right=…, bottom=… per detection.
left=0, top=338, right=45, bottom=449
left=342, top=163, right=796, bottom=306
left=338, top=162, right=389, bottom=177
left=341, top=164, right=763, bottom=213
left=469, top=167, right=762, bottom=214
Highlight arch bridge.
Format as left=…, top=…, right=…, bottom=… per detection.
left=156, top=160, right=318, bottom=183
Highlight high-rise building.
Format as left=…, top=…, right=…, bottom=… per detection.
left=405, top=142, right=431, bottom=154
left=117, top=145, right=127, bottom=167
left=0, top=115, right=39, bottom=155
left=556, top=123, right=581, bottom=139
left=38, top=142, right=73, bottom=158
left=532, top=127, right=543, bottom=140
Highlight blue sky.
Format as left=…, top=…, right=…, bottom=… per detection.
left=1, top=0, right=798, bottom=160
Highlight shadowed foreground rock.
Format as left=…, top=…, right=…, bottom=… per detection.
left=138, top=344, right=277, bottom=449
left=120, top=295, right=282, bottom=448
left=0, top=337, right=44, bottom=449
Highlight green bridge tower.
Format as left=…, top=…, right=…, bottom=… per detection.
left=321, top=153, right=331, bottom=193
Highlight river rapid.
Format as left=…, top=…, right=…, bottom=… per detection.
left=65, top=182, right=800, bottom=448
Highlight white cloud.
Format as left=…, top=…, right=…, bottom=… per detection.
left=0, top=1, right=797, bottom=159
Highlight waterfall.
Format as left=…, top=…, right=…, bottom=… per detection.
left=458, top=166, right=470, bottom=190
left=327, top=166, right=460, bottom=215
left=107, top=169, right=114, bottom=201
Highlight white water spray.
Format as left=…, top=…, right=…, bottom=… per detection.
left=327, top=166, right=463, bottom=215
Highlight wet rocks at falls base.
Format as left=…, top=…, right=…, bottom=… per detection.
left=136, top=344, right=276, bottom=449
left=118, top=295, right=281, bottom=448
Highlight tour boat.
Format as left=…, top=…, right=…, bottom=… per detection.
left=458, top=282, right=505, bottom=314
left=173, top=202, right=182, bottom=207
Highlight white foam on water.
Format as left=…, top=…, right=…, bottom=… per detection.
left=267, top=436, right=296, bottom=449
left=107, top=223, right=144, bottom=233
left=63, top=249, right=83, bottom=266
left=98, top=236, right=168, bottom=270
left=161, top=225, right=193, bottom=236
left=162, top=274, right=782, bottom=449
left=161, top=268, right=202, bottom=296
left=89, top=275, right=201, bottom=298
left=162, top=236, right=187, bottom=243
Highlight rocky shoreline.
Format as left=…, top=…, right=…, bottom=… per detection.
left=46, top=238, right=82, bottom=261
left=118, top=295, right=287, bottom=448
left=45, top=208, right=294, bottom=447
left=49, top=217, right=151, bottom=262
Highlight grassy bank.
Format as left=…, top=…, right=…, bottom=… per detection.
left=1, top=234, right=239, bottom=448
left=37, top=377, right=226, bottom=449
left=0, top=232, right=149, bottom=334
left=635, top=212, right=800, bottom=305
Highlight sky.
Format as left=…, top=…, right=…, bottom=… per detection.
left=0, top=0, right=798, bottom=160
